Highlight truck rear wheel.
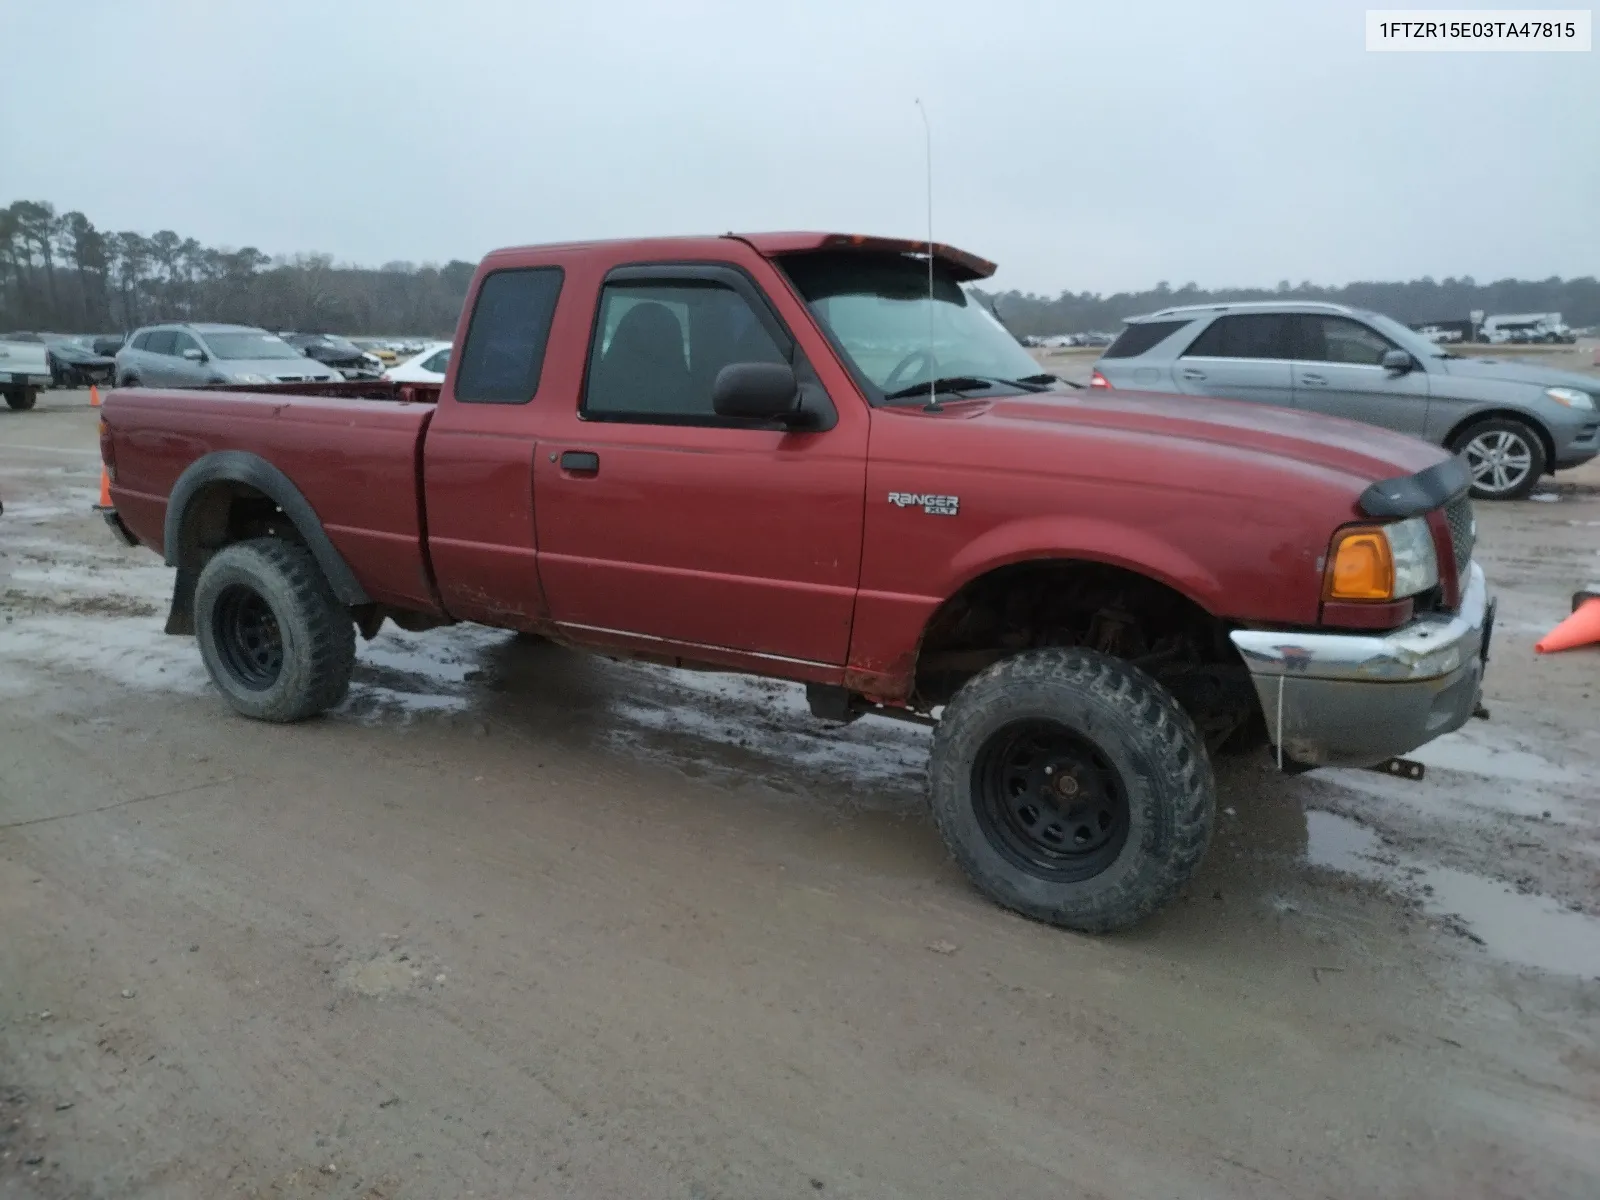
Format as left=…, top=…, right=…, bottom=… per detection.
left=194, top=538, right=355, bottom=722
left=4, top=388, right=37, bottom=411
left=928, top=649, right=1215, bottom=933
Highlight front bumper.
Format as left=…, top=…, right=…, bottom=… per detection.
left=1229, top=564, right=1493, bottom=768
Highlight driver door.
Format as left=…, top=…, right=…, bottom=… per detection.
left=533, top=264, right=870, bottom=667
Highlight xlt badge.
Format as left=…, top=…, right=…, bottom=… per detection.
left=888, top=492, right=959, bottom=517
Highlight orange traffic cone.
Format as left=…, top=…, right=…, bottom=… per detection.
left=96, top=466, right=111, bottom=511
left=1536, top=598, right=1600, bottom=654
left=89, top=384, right=101, bottom=407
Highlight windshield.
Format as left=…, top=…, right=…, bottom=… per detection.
left=1364, top=311, right=1453, bottom=359
left=780, top=252, right=1044, bottom=398
left=203, top=331, right=308, bottom=361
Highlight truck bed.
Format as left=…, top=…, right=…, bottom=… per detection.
left=105, top=384, right=443, bottom=613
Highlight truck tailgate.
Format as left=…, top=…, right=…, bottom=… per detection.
left=105, top=389, right=439, bottom=612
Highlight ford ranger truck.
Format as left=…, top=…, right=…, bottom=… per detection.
left=95, top=233, right=1494, bottom=933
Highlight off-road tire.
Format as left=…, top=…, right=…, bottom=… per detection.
left=1452, top=416, right=1546, bottom=501
left=4, top=388, right=37, bottom=411
left=194, top=538, right=355, bottom=722
left=928, top=648, right=1215, bottom=933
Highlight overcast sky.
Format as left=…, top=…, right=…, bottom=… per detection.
left=5, top=0, right=1595, bottom=294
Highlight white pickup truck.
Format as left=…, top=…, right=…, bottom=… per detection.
left=0, top=335, right=51, bottom=410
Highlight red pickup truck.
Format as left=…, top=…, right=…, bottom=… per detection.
left=96, top=232, right=1493, bottom=932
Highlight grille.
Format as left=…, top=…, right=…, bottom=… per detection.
left=1444, top=494, right=1475, bottom=573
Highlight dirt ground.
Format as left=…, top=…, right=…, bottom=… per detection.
left=2, top=371, right=1599, bottom=1199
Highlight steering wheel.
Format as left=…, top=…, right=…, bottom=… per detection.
left=883, top=349, right=937, bottom=392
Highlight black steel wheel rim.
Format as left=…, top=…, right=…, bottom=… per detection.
left=972, top=720, right=1131, bottom=882
left=213, top=584, right=283, bottom=690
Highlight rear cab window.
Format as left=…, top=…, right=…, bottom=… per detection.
left=1102, top=320, right=1191, bottom=359
left=454, top=268, right=565, bottom=404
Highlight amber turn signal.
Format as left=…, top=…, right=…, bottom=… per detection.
left=1325, top=527, right=1395, bottom=601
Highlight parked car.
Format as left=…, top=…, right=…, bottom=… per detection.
left=1482, top=312, right=1576, bottom=345
left=0, top=331, right=52, bottom=410
left=282, top=332, right=383, bottom=379
left=91, top=333, right=127, bottom=358
left=96, top=231, right=1492, bottom=935
left=1092, top=301, right=1598, bottom=500
left=382, top=341, right=451, bottom=383
left=115, top=324, right=342, bottom=388
left=44, top=334, right=117, bottom=387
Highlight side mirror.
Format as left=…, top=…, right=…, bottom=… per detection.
left=182, top=347, right=205, bottom=362
left=712, top=362, right=799, bottom=422
left=1381, top=349, right=1413, bottom=373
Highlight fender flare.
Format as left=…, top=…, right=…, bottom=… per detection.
left=164, top=450, right=369, bottom=606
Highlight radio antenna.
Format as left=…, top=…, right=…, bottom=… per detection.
left=914, top=98, right=940, bottom=412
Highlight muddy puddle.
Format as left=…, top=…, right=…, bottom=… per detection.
left=1306, top=809, right=1600, bottom=977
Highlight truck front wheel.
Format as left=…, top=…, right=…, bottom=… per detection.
left=194, top=538, right=355, bottom=722
left=4, top=388, right=37, bottom=411
left=928, top=649, right=1215, bottom=933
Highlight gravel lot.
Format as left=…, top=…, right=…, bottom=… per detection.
left=3, top=378, right=1599, bottom=1199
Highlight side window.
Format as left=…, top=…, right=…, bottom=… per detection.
left=422, top=348, right=451, bottom=373
left=1299, top=316, right=1395, bottom=366
left=130, top=331, right=152, bottom=351
left=583, top=280, right=787, bottom=422
left=145, top=330, right=177, bottom=356
left=171, top=332, right=200, bottom=358
left=453, top=267, right=564, bottom=404
left=1182, top=314, right=1293, bottom=360
left=1102, top=319, right=1192, bottom=359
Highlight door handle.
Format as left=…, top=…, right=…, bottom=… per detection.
left=1299, top=373, right=1328, bottom=385
left=559, top=450, right=600, bottom=473
left=1180, top=368, right=1206, bottom=380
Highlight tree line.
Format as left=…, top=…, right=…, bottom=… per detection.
left=4, top=196, right=1597, bottom=338
left=978, top=275, right=1600, bottom=337
left=0, top=199, right=475, bottom=337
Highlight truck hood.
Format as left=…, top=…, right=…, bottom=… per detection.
left=1432, top=355, right=1599, bottom=391
left=977, top=390, right=1448, bottom=488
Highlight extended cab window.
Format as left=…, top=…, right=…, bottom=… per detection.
left=583, top=280, right=786, bottom=421
left=130, top=331, right=152, bottom=350
left=1182, top=314, right=1293, bottom=360
left=145, top=330, right=177, bottom=356
left=454, top=267, right=564, bottom=404
left=1296, top=316, right=1395, bottom=366
left=171, top=332, right=201, bottom=358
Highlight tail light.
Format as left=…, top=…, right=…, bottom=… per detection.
left=1089, top=369, right=1111, bottom=389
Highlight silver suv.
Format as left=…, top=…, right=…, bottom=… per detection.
left=115, top=323, right=341, bottom=390
left=1092, top=301, right=1599, bottom=499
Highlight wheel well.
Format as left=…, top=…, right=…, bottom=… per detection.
left=171, top=481, right=304, bottom=570
left=914, top=559, right=1263, bottom=751
left=1445, top=409, right=1554, bottom=469
left=164, top=483, right=311, bottom=635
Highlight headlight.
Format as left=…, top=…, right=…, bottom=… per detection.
left=1546, top=387, right=1594, bottom=410
left=1325, top=516, right=1438, bottom=601
left=232, top=373, right=269, bottom=384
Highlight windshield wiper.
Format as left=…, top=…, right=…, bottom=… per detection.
left=1014, top=372, right=1081, bottom=390
left=882, top=376, right=1001, bottom=400
left=882, top=374, right=1057, bottom=401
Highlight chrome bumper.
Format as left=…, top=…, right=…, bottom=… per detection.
left=1228, top=564, right=1492, bottom=768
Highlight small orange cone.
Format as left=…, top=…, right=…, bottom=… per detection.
left=96, top=466, right=111, bottom=510
left=89, top=384, right=101, bottom=408
left=1536, top=598, right=1600, bottom=654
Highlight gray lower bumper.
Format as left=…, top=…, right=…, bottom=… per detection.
left=1229, top=564, right=1492, bottom=768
